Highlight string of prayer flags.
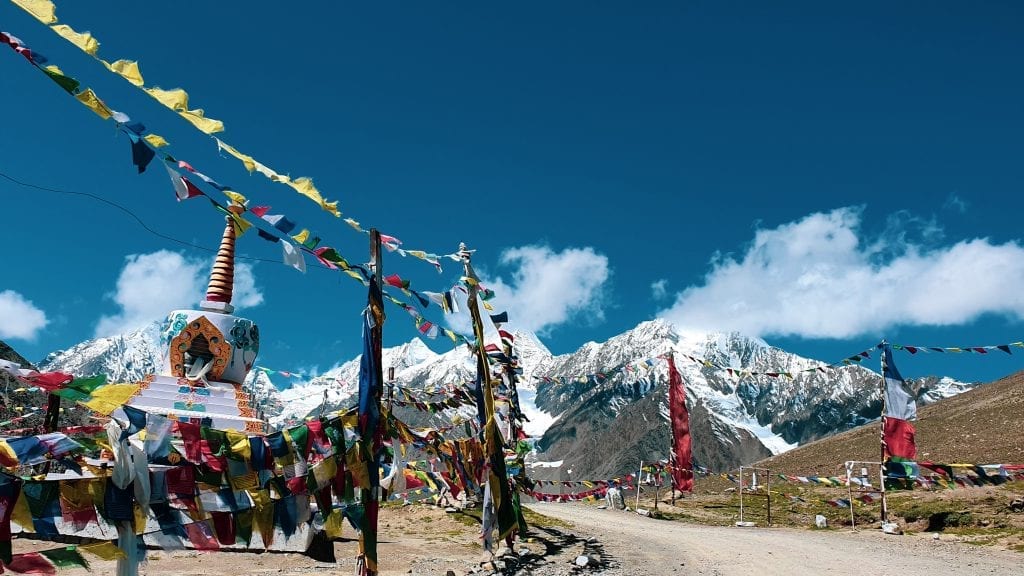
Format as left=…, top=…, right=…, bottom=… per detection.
left=5, top=14, right=467, bottom=276
left=5, top=20, right=474, bottom=352
left=891, top=341, right=1024, bottom=355
left=254, top=366, right=303, bottom=379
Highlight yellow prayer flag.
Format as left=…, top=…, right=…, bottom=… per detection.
left=145, top=86, right=189, bottom=111
left=229, top=213, right=252, bottom=236
left=344, top=218, right=363, bottom=232
left=312, top=456, right=337, bottom=489
left=51, top=24, right=100, bottom=55
left=74, top=88, right=112, bottom=120
left=344, top=269, right=367, bottom=283
left=143, top=133, right=169, bottom=148
left=226, top=430, right=251, bottom=460
left=134, top=503, right=147, bottom=534
left=215, top=138, right=257, bottom=172
left=287, top=177, right=339, bottom=217
left=222, top=190, right=247, bottom=206
left=79, top=541, right=126, bottom=561
left=254, top=160, right=288, bottom=182
left=324, top=510, right=344, bottom=539
left=82, top=383, right=141, bottom=415
left=247, top=488, right=271, bottom=510
left=291, top=229, right=310, bottom=244
left=339, top=411, right=357, bottom=431
left=0, top=439, right=18, bottom=468
left=101, top=59, right=144, bottom=86
left=10, top=487, right=34, bottom=532
left=180, top=108, right=224, bottom=134
left=11, top=0, right=57, bottom=24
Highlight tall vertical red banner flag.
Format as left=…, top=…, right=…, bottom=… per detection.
left=667, top=355, right=693, bottom=492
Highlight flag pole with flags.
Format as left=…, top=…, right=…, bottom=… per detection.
left=666, top=353, right=694, bottom=495
left=459, top=243, right=517, bottom=554
left=879, top=340, right=918, bottom=525
left=356, top=229, right=385, bottom=576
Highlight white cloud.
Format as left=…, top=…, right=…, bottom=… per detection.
left=95, top=250, right=264, bottom=337
left=473, top=245, right=610, bottom=335
left=0, top=290, right=48, bottom=341
left=651, top=279, right=669, bottom=301
left=233, top=262, right=265, bottom=308
left=658, top=207, right=1024, bottom=339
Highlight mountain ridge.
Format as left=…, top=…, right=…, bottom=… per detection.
left=30, top=318, right=979, bottom=480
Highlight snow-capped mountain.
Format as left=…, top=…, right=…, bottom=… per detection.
left=271, top=332, right=555, bottom=429
left=528, top=319, right=978, bottom=479
left=39, top=321, right=164, bottom=382
left=31, top=317, right=979, bottom=480
left=270, top=338, right=442, bottom=428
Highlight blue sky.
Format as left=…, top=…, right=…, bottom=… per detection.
left=2, top=1, right=1024, bottom=384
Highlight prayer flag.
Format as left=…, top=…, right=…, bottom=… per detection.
left=489, top=312, right=508, bottom=325
left=882, top=344, right=916, bottom=420
left=667, top=355, right=694, bottom=493
left=73, top=88, right=113, bottom=120
left=165, top=164, right=203, bottom=201
left=6, top=552, right=57, bottom=575
left=11, top=0, right=57, bottom=24
left=384, top=274, right=410, bottom=290
left=883, top=417, right=917, bottom=461
left=356, top=276, right=384, bottom=572
left=40, top=546, right=89, bottom=570
left=102, top=59, right=144, bottom=86
left=119, top=405, right=147, bottom=440
left=51, top=24, right=99, bottom=55
left=281, top=241, right=306, bottom=273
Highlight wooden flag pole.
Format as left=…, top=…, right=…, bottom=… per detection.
left=356, top=229, right=384, bottom=576
left=460, top=242, right=500, bottom=554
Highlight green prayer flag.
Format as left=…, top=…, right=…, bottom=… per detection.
left=236, top=509, right=254, bottom=547
left=40, top=546, right=90, bottom=569
left=288, top=424, right=310, bottom=459
left=43, top=69, right=80, bottom=94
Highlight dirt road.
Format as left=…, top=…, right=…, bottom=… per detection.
left=527, top=502, right=1024, bottom=575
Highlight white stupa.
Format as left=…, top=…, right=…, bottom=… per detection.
left=120, top=205, right=265, bottom=432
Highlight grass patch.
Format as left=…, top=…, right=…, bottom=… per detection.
left=522, top=506, right=571, bottom=529
left=451, top=509, right=482, bottom=529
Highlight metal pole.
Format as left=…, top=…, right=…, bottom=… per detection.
left=738, top=465, right=744, bottom=524
left=766, top=467, right=771, bottom=526
left=635, top=460, right=643, bottom=511
left=879, top=341, right=889, bottom=525
left=847, top=461, right=856, bottom=529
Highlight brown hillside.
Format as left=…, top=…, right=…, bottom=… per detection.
left=754, top=369, right=1024, bottom=477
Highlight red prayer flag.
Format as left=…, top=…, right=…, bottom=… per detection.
left=18, top=371, right=73, bottom=391
left=883, top=417, right=917, bottom=461
left=667, top=356, right=693, bottom=493
left=184, top=520, right=220, bottom=550
left=6, top=552, right=57, bottom=575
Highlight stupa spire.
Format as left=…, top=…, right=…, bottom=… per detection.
left=200, top=204, right=242, bottom=314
